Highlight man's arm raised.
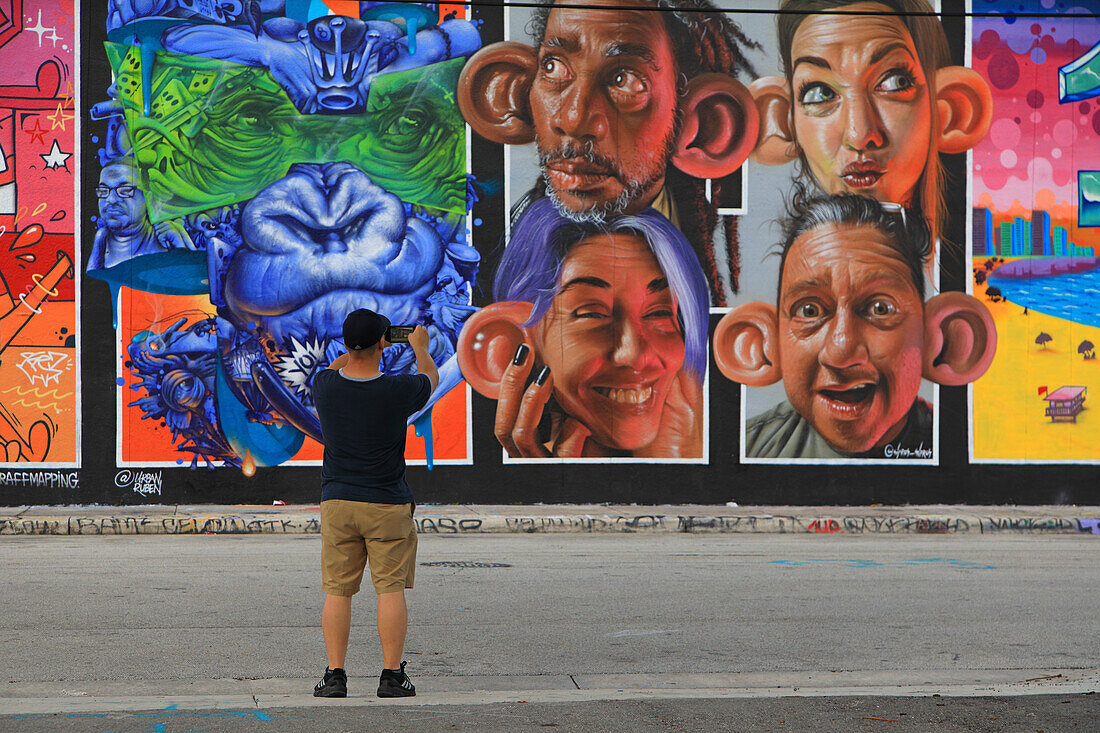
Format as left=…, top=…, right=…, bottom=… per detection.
left=408, top=326, right=439, bottom=392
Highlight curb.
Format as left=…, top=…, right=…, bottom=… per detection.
left=2, top=508, right=1098, bottom=536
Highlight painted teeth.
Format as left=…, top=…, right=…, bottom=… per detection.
left=598, top=387, right=653, bottom=404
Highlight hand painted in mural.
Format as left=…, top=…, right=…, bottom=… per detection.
left=457, top=0, right=760, bottom=303
left=459, top=199, right=708, bottom=458
left=185, top=205, right=241, bottom=308
left=750, top=0, right=993, bottom=238
left=160, top=14, right=480, bottom=114
left=89, top=158, right=195, bottom=271
left=714, top=194, right=997, bottom=460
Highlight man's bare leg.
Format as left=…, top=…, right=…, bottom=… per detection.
left=377, top=590, right=407, bottom=669
left=322, top=593, right=352, bottom=669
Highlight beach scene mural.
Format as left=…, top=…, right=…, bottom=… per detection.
left=971, top=0, right=1099, bottom=461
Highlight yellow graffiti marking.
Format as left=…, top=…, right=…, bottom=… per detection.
left=10, top=397, right=61, bottom=411
left=47, top=103, right=73, bottom=131
left=2, top=386, right=72, bottom=400
left=14, top=204, right=48, bottom=224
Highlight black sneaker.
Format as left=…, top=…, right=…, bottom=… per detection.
left=313, top=667, right=347, bottom=697
left=377, top=661, right=416, bottom=697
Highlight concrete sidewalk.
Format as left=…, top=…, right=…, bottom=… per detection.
left=1, top=503, right=1098, bottom=536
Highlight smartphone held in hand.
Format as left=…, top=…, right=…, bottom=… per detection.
left=387, top=325, right=416, bottom=343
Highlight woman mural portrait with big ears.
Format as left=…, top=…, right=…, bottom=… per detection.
left=458, top=199, right=709, bottom=459
left=750, top=0, right=994, bottom=242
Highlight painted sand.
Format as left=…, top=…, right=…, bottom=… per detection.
left=971, top=272, right=1099, bottom=461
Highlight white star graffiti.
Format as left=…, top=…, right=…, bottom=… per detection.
left=23, top=11, right=55, bottom=47
left=40, top=141, right=71, bottom=169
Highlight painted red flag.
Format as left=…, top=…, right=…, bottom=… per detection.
left=1038, top=386, right=1048, bottom=397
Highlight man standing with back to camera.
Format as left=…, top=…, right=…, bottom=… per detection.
left=311, top=309, right=438, bottom=698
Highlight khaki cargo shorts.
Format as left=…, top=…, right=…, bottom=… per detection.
left=320, top=499, right=417, bottom=596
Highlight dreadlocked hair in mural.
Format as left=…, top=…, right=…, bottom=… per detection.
left=527, top=0, right=762, bottom=303
left=494, top=198, right=711, bottom=383
left=776, top=0, right=951, bottom=248
left=775, top=186, right=934, bottom=303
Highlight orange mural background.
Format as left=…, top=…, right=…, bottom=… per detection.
left=117, top=289, right=469, bottom=466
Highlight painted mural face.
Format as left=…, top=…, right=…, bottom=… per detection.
left=531, top=0, right=679, bottom=221
left=96, top=162, right=146, bottom=232
left=778, top=223, right=924, bottom=453
left=534, top=232, right=685, bottom=450
left=789, top=4, right=932, bottom=205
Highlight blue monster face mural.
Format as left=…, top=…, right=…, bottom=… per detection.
left=96, top=2, right=482, bottom=469
left=227, top=162, right=444, bottom=346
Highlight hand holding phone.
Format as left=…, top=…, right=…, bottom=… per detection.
left=386, top=325, right=415, bottom=343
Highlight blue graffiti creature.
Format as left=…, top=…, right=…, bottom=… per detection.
left=226, top=161, right=443, bottom=348
left=160, top=14, right=480, bottom=114
left=127, top=316, right=240, bottom=467
left=210, top=161, right=477, bottom=448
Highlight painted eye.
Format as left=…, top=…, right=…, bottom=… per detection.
left=795, top=302, right=822, bottom=319
left=867, top=299, right=897, bottom=317
left=878, top=70, right=915, bottom=93
left=542, top=57, right=569, bottom=81
left=799, top=83, right=836, bottom=105
left=610, top=70, right=646, bottom=94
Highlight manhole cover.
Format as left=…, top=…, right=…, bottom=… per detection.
left=420, top=561, right=512, bottom=568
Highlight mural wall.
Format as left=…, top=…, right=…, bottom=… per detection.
left=0, top=0, right=78, bottom=472
left=969, top=0, right=1100, bottom=462
left=89, top=0, right=480, bottom=475
left=0, top=0, right=1094, bottom=504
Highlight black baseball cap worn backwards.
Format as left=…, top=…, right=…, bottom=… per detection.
left=343, top=308, right=389, bottom=350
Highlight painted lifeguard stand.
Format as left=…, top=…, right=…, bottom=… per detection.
left=1043, top=386, right=1087, bottom=422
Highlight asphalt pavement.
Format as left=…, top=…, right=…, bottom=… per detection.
left=1, top=531, right=1097, bottom=730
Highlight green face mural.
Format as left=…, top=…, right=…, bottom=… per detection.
left=107, top=45, right=467, bottom=221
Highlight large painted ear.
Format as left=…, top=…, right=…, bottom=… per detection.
left=457, top=42, right=538, bottom=145
left=934, top=66, right=993, bottom=154
left=922, top=292, right=997, bottom=385
left=713, top=302, right=782, bottom=386
left=670, top=74, right=759, bottom=179
left=457, top=301, right=535, bottom=399
left=749, top=76, right=798, bottom=166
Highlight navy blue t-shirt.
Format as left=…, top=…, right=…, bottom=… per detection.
left=312, top=369, right=432, bottom=503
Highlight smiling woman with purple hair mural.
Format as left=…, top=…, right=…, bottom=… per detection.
left=458, top=199, right=709, bottom=459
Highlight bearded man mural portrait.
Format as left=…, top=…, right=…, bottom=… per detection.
left=750, top=0, right=993, bottom=242
left=458, top=199, right=709, bottom=459
left=458, top=0, right=761, bottom=304
left=713, top=193, right=997, bottom=461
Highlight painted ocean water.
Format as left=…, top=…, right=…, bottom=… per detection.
left=988, top=266, right=1100, bottom=328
